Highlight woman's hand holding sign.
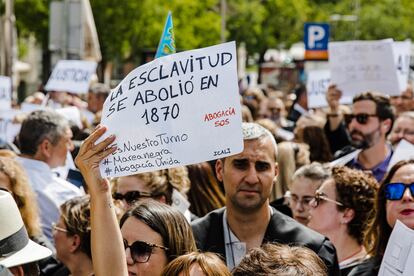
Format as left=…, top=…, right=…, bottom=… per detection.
left=75, top=125, right=116, bottom=195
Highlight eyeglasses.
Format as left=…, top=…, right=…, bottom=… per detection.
left=123, top=239, right=169, bottom=263
left=113, top=191, right=154, bottom=205
left=285, top=191, right=313, bottom=207
left=385, top=183, right=414, bottom=200
left=344, top=113, right=378, bottom=125
left=310, top=191, right=344, bottom=208
left=52, top=222, right=68, bottom=233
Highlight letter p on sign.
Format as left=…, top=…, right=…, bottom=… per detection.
left=304, top=23, right=329, bottom=60
left=308, top=26, right=325, bottom=48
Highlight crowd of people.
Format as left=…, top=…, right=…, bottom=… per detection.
left=1, top=77, right=414, bottom=276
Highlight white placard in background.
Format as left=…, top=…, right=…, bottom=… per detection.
left=329, top=39, right=400, bottom=98
left=44, top=60, right=97, bottom=94
left=388, top=139, right=414, bottom=171
left=379, top=220, right=414, bottom=276
left=56, top=106, right=83, bottom=129
left=306, top=69, right=331, bottom=109
left=393, top=41, right=411, bottom=93
left=0, top=76, right=12, bottom=110
left=99, top=42, right=243, bottom=178
left=0, top=109, right=22, bottom=143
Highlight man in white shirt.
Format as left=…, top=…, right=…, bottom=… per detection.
left=17, top=110, right=83, bottom=241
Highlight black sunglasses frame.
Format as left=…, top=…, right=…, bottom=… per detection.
left=344, top=113, right=378, bottom=125
left=112, top=191, right=154, bottom=204
left=123, top=239, right=169, bottom=263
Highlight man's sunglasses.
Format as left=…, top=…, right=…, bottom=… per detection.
left=113, top=191, right=154, bottom=205
left=123, top=239, right=169, bottom=263
left=310, top=191, right=344, bottom=208
left=385, top=183, right=414, bottom=200
left=344, top=113, right=378, bottom=125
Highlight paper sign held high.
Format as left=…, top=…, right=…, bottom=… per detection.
left=99, top=42, right=243, bottom=178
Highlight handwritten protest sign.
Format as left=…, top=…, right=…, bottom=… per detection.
left=306, top=70, right=352, bottom=108
left=388, top=139, right=414, bottom=171
left=0, top=110, right=21, bottom=143
left=394, top=41, right=411, bottom=93
left=0, top=76, right=12, bottom=110
left=99, top=42, right=243, bottom=177
left=306, top=70, right=331, bottom=108
left=379, top=220, right=414, bottom=276
left=44, top=60, right=97, bottom=94
left=329, top=39, right=400, bottom=98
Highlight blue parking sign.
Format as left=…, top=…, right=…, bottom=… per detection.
left=304, top=23, right=330, bottom=60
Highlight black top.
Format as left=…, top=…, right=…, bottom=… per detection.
left=191, top=207, right=340, bottom=276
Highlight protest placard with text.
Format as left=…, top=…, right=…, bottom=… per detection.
left=44, top=60, right=97, bottom=94
left=99, top=42, right=243, bottom=177
left=306, top=69, right=352, bottom=108
left=0, top=76, right=12, bottom=110
left=379, top=220, right=414, bottom=275
left=394, top=41, right=411, bottom=93
left=329, top=39, right=400, bottom=98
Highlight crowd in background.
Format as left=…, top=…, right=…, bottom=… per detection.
left=1, top=78, right=414, bottom=276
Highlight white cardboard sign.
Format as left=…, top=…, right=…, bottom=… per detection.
left=394, top=41, right=411, bottom=93
left=0, top=109, right=22, bottom=143
left=388, top=139, right=414, bottom=171
left=306, top=69, right=331, bottom=109
left=379, top=220, right=414, bottom=276
left=329, top=39, right=400, bottom=97
left=44, top=60, right=97, bottom=94
left=99, top=42, right=243, bottom=178
left=0, top=76, right=12, bottom=110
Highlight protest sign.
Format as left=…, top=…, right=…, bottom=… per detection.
left=388, top=139, right=414, bottom=171
left=0, top=76, right=12, bottom=111
left=329, top=39, right=400, bottom=98
left=0, top=110, right=21, bottom=143
left=379, top=220, right=414, bottom=276
left=99, top=41, right=243, bottom=177
left=44, top=60, right=97, bottom=94
left=306, top=70, right=331, bottom=108
left=56, top=106, right=82, bottom=128
left=394, top=41, right=411, bottom=93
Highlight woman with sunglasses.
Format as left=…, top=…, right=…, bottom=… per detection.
left=74, top=125, right=197, bottom=276
left=307, top=166, right=378, bottom=276
left=111, top=166, right=194, bottom=221
left=350, top=159, right=414, bottom=276
left=121, top=200, right=197, bottom=276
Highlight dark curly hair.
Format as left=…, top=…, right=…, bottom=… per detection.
left=332, top=166, right=378, bottom=245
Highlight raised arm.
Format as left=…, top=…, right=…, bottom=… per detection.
left=75, top=125, right=127, bottom=276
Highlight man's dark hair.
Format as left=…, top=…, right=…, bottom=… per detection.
left=353, top=92, right=394, bottom=135
left=18, top=110, right=69, bottom=155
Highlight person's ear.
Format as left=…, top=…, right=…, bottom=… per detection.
left=341, top=208, right=355, bottom=224
left=38, top=139, right=53, bottom=159
left=274, top=162, right=279, bottom=178
left=382, top=118, right=392, bottom=134
left=69, top=234, right=81, bottom=253
left=9, top=265, right=24, bottom=276
left=216, top=159, right=224, bottom=182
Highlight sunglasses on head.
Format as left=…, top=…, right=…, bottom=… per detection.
left=311, top=191, right=344, bottom=208
left=123, top=239, right=169, bottom=263
left=112, top=191, right=154, bottom=205
left=384, top=183, right=414, bottom=200
left=344, top=113, right=378, bottom=125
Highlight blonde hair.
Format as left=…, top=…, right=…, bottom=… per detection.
left=162, top=252, right=230, bottom=276
left=0, top=156, right=42, bottom=237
